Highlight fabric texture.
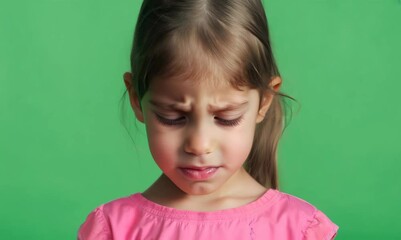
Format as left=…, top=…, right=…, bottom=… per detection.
left=78, top=189, right=339, bottom=240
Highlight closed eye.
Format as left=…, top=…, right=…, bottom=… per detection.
left=155, top=114, right=186, bottom=126
left=215, top=116, right=243, bottom=127
left=155, top=113, right=243, bottom=127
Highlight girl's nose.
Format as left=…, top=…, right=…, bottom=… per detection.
left=183, top=122, right=214, bottom=156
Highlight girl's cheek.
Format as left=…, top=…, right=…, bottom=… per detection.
left=147, top=127, right=179, bottom=150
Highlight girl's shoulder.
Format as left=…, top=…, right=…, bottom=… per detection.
left=273, top=189, right=320, bottom=216
left=77, top=193, right=143, bottom=239
left=273, top=189, right=339, bottom=239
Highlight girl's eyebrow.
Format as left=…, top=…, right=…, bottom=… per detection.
left=149, top=99, right=248, bottom=112
left=149, top=100, right=187, bottom=110
left=208, top=101, right=249, bottom=113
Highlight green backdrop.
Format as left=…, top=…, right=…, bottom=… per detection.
left=1, top=0, right=400, bottom=239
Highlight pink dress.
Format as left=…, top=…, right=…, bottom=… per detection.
left=78, top=189, right=339, bottom=239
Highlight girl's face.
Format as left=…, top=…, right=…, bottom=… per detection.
left=126, top=73, right=278, bottom=196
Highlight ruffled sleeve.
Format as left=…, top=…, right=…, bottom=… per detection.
left=302, top=209, right=339, bottom=240
left=77, top=206, right=112, bottom=240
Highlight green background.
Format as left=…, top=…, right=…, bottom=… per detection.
left=1, top=0, right=400, bottom=239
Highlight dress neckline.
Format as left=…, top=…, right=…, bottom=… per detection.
left=130, top=188, right=280, bottom=221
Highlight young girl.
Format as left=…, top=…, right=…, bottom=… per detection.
left=78, top=0, right=339, bottom=239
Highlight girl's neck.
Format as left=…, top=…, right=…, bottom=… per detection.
left=142, top=168, right=269, bottom=211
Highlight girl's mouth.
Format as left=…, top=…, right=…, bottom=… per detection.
left=179, top=167, right=219, bottom=180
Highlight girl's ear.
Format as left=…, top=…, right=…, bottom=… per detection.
left=123, top=72, right=145, bottom=123
left=256, top=76, right=282, bottom=123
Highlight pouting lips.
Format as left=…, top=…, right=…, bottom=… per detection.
left=179, top=167, right=219, bottom=180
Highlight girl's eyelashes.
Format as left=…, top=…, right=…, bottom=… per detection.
left=154, top=112, right=243, bottom=127
left=155, top=114, right=186, bottom=126
left=215, top=116, right=243, bottom=127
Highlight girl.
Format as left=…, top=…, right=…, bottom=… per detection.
left=78, top=0, right=339, bottom=239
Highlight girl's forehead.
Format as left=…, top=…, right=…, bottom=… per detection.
left=144, top=82, right=253, bottom=110
left=147, top=68, right=252, bottom=100
left=147, top=33, right=250, bottom=92
left=150, top=71, right=233, bottom=90
left=147, top=77, right=252, bottom=104
left=148, top=53, right=248, bottom=92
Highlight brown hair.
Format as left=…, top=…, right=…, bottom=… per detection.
left=122, top=0, right=295, bottom=189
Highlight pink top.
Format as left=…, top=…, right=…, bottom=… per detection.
left=78, top=189, right=339, bottom=240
